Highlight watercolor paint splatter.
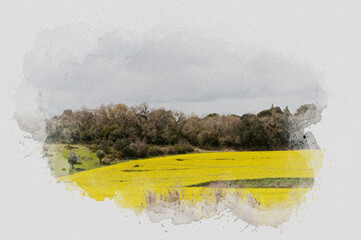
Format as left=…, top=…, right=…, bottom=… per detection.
left=16, top=25, right=326, bottom=227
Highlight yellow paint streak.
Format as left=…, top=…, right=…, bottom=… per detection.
left=58, top=150, right=323, bottom=210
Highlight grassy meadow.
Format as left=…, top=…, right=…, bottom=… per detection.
left=46, top=144, right=126, bottom=177
left=50, top=145, right=323, bottom=211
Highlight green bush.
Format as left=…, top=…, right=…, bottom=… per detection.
left=123, top=145, right=137, bottom=158
left=115, top=138, right=130, bottom=151
left=115, top=152, right=123, bottom=159
left=88, top=144, right=97, bottom=152
left=98, top=140, right=112, bottom=153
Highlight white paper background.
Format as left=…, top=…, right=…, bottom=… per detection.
left=1, top=1, right=361, bottom=239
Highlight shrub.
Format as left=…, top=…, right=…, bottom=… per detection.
left=115, top=138, right=130, bottom=151
left=164, top=146, right=176, bottom=155
left=115, top=152, right=123, bottom=159
left=148, top=146, right=164, bottom=156
left=98, top=140, right=112, bottom=153
left=131, top=141, right=149, bottom=158
left=174, top=144, right=186, bottom=154
left=102, top=157, right=112, bottom=164
left=183, top=144, right=194, bottom=153
left=219, top=136, right=234, bottom=147
left=174, top=143, right=194, bottom=154
left=123, top=145, right=137, bottom=158
left=88, top=144, right=97, bottom=152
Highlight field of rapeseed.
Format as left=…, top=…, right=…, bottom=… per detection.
left=57, top=150, right=323, bottom=210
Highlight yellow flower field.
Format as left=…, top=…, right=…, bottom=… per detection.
left=58, top=150, right=323, bottom=211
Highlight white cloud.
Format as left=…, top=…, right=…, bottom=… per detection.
left=19, top=25, right=326, bottom=116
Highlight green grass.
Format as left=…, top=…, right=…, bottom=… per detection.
left=187, top=178, right=314, bottom=188
left=46, top=145, right=70, bottom=177
left=46, top=144, right=209, bottom=177
left=45, top=144, right=124, bottom=177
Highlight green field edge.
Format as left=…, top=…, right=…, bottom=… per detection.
left=186, top=177, right=314, bottom=188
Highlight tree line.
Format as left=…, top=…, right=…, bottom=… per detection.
left=45, top=103, right=317, bottom=160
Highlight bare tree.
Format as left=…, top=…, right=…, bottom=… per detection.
left=134, top=102, right=150, bottom=122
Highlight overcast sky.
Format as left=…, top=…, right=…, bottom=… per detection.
left=17, top=24, right=326, bottom=116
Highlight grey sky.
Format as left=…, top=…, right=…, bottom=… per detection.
left=19, top=24, right=326, bottom=116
